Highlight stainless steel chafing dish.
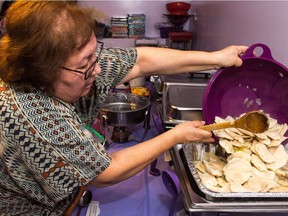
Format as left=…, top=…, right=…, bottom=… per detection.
left=152, top=72, right=288, bottom=215
left=157, top=72, right=213, bottom=130
left=183, top=144, right=288, bottom=201
left=170, top=144, right=288, bottom=215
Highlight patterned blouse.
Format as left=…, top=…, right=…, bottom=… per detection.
left=0, top=47, right=137, bottom=215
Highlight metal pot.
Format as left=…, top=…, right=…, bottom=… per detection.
left=100, top=92, right=150, bottom=127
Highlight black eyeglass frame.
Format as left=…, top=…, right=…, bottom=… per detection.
left=60, top=41, right=104, bottom=80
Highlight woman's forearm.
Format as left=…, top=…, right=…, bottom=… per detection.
left=135, top=47, right=218, bottom=75
left=89, top=128, right=178, bottom=187
left=121, top=45, right=247, bottom=83
left=89, top=121, right=214, bottom=187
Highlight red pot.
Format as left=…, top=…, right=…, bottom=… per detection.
left=166, top=2, right=191, bottom=12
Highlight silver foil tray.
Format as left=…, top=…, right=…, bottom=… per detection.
left=183, top=144, right=288, bottom=202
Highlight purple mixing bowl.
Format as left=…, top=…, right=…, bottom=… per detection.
left=203, top=43, right=288, bottom=125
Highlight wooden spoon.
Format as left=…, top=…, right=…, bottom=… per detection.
left=199, top=111, right=269, bottom=133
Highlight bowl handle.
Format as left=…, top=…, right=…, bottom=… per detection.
left=241, top=43, right=274, bottom=61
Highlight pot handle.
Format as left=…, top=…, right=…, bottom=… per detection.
left=115, top=92, right=128, bottom=101
left=241, top=43, right=274, bottom=61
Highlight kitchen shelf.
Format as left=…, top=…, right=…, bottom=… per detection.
left=101, top=38, right=167, bottom=48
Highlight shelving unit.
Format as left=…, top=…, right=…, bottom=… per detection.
left=101, top=38, right=168, bottom=48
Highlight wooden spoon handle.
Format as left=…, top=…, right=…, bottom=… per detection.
left=64, top=185, right=88, bottom=216
left=199, top=121, right=235, bottom=131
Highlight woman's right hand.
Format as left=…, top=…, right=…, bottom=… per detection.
left=170, top=121, right=215, bottom=144
left=212, top=45, right=248, bottom=69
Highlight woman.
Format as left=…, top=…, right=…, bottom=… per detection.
left=0, top=1, right=247, bottom=215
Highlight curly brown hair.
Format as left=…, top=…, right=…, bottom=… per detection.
left=0, top=1, right=96, bottom=93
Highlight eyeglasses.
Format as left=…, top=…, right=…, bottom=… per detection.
left=60, top=41, right=104, bottom=80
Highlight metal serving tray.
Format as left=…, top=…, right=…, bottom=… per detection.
left=165, top=85, right=204, bottom=121
left=182, top=144, right=288, bottom=202
left=161, top=73, right=212, bottom=129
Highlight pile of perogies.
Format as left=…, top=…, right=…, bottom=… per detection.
left=194, top=113, right=288, bottom=193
